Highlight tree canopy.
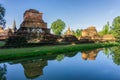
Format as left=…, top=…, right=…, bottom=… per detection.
left=72, top=29, right=82, bottom=38
left=51, top=19, right=66, bottom=35
left=0, top=4, right=6, bottom=26
left=111, top=16, right=120, bottom=40
left=98, top=22, right=110, bottom=36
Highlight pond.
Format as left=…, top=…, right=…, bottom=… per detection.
left=0, top=46, right=120, bottom=80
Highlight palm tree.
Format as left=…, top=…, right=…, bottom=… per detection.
left=0, top=4, right=6, bottom=26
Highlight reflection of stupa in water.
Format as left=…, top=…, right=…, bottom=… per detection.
left=21, top=59, right=47, bottom=79
left=81, top=49, right=100, bottom=60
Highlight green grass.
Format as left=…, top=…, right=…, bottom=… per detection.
left=0, top=42, right=119, bottom=61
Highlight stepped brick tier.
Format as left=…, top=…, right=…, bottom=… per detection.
left=62, top=35, right=79, bottom=43
left=18, top=9, right=49, bottom=34
left=21, top=9, right=47, bottom=28
left=17, top=9, right=56, bottom=43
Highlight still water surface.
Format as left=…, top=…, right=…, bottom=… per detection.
left=0, top=46, right=120, bottom=80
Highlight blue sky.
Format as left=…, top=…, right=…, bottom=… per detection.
left=0, top=0, right=120, bottom=31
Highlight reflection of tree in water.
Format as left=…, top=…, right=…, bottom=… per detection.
left=0, top=64, right=7, bottom=80
left=21, top=59, right=47, bottom=79
left=56, top=52, right=78, bottom=61
left=64, top=51, right=77, bottom=57
left=110, top=46, right=120, bottom=65
left=103, top=48, right=112, bottom=58
left=81, top=49, right=101, bottom=60
left=56, top=54, right=64, bottom=61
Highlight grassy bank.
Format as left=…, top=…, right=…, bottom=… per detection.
left=0, top=43, right=119, bottom=61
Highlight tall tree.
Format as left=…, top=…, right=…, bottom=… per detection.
left=103, top=22, right=110, bottom=34
left=111, top=16, right=120, bottom=41
left=51, top=19, right=66, bottom=35
left=0, top=4, right=6, bottom=26
left=98, top=22, right=110, bottom=36
left=72, top=29, right=82, bottom=38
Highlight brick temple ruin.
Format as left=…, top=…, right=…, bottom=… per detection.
left=79, top=26, right=115, bottom=42
left=79, top=26, right=100, bottom=42
left=0, top=26, right=8, bottom=40
left=4, top=9, right=57, bottom=46
left=1, top=9, right=116, bottom=47
left=63, top=27, right=78, bottom=43
left=0, top=20, right=17, bottom=40
left=17, top=9, right=56, bottom=43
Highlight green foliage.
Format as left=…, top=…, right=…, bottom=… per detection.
left=72, top=29, right=82, bottom=38
left=110, top=46, right=120, bottom=65
left=0, top=4, right=6, bottom=25
left=51, top=19, right=66, bottom=35
left=103, top=48, right=112, bottom=58
left=111, top=16, right=120, bottom=41
left=98, top=22, right=110, bottom=36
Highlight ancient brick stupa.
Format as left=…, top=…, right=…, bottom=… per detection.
left=63, top=27, right=78, bottom=43
left=17, top=9, right=55, bottom=43
left=81, top=26, right=98, bottom=37
left=66, top=27, right=72, bottom=35
left=79, top=26, right=100, bottom=42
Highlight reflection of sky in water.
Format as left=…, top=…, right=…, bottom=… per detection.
left=1, top=49, right=120, bottom=80
left=6, top=63, right=26, bottom=80
left=39, top=52, right=120, bottom=80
